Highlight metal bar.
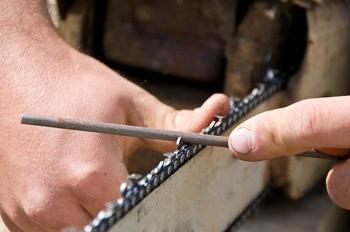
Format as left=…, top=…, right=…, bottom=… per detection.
left=297, top=151, right=345, bottom=160
left=20, top=114, right=349, bottom=161
left=20, top=114, right=229, bottom=147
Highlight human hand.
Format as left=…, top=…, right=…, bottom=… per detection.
left=0, top=29, right=229, bottom=231
left=228, top=97, right=350, bottom=210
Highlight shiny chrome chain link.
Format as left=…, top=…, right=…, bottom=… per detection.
left=80, top=69, right=287, bottom=232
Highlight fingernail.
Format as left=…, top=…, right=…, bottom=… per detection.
left=230, top=128, right=254, bottom=154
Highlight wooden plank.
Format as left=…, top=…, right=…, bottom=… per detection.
left=103, top=0, right=237, bottom=81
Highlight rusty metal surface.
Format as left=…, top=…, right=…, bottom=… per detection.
left=103, top=0, right=237, bottom=81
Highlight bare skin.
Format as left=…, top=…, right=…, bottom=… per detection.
left=229, top=97, right=350, bottom=210
left=0, top=1, right=229, bottom=231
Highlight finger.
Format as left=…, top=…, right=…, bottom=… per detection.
left=228, top=97, right=350, bottom=161
left=326, top=160, right=350, bottom=210
left=145, top=93, right=230, bottom=152
left=123, top=89, right=229, bottom=153
left=167, top=93, right=230, bottom=132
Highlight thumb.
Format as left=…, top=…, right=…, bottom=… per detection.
left=122, top=90, right=229, bottom=154
left=165, top=93, right=230, bottom=133
left=228, top=97, right=350, bottom=161
left=147, top=93, right=230, bottom=152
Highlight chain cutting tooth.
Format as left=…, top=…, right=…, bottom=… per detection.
left=98, top=211, right=107, bottom=220
left=120, top=182, right=128, bottom=198
left=120, top=181, right=137, bottom=199
left=128, top=173, right=142, bottom=181
left=174, top=150, right=181, bottom=158
left=91, top=217, right=101, bottom=228
left=208, top=121, right=217, bottom=129
left=175, top=137, right=184, bottom=150
left=105, top=207, right=118, bottom=224
left=105, top=201, right=118, bottom=212
left=213, top=115, right=225, bottom=127
left=116, top=198, right=123, bottom=206
left=163, top=158, right=171, bottom=168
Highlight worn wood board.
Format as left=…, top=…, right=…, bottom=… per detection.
left=102, top=0, right=237, bottom=81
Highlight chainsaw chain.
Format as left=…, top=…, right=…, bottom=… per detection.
left=81, top=69, right=287, bottom=232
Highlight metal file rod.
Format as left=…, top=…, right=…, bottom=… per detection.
left=20, top=114, right=228, bottom=147
left=21, top=114, right=346, bottom=161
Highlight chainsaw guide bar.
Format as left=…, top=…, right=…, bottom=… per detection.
left=79, top=69, right=288, bottom=232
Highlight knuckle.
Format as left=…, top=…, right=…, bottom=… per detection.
left=294, top=99, right=320, bottom=141
left=255, top=110, right=279, bottom=148
left=71, top=166, right=108, bottom=194
left=22, top=187, right=63, bottom=226
left=24, top=199, right=49, bottom=223
left=23, top=194, right=70, bottom=230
